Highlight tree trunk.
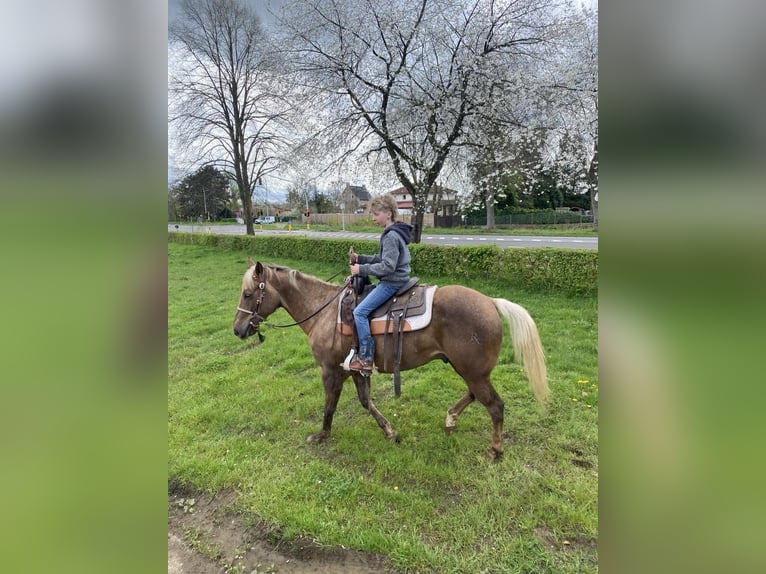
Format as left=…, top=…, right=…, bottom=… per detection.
left=241, top=186, right=254, bottom=235
left=411, top=210, right=425, bottom=244
left=587, top=141, right=598, bottom=231
left=485, top=192, right=496, bottom=230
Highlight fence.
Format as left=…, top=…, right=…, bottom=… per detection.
left=305, top=212, right=435, bottom=227
left=290, top=211, right=593, bottom=228
left=462, top=212, right=594, bottom=227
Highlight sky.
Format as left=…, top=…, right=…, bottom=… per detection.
left=168, top=0, right=283, bottom=26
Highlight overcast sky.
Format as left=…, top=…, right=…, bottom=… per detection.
left=167, top=0, right=600, bottom=195
left=168, top=0, right=283, bottom=27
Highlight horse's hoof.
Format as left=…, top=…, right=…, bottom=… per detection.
left=386, top=432, right=400, bottom=443
left=307, top=432, right=328, bottom=443
left=443, top=425, right=456, bottom=435
left=487, top=448, right=504, bottom=462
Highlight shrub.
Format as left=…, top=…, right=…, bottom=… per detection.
left=168, top=232, right=596, bottom=295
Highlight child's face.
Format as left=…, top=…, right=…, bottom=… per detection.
left=371, top=209, right=390, bottom=227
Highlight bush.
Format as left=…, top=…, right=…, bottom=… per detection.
left=168, top=232, right=597, bottom=296
left=497, top=247, right=597, bottom=295
left=409, top=244, right=501, bottom=279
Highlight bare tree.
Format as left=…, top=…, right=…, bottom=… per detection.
left=276, top=0, right=560, bottom=242
left=169, top=0, right=292, bottom=234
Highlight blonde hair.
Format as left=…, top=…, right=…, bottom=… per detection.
left=370, top=193, right=398, bottom=221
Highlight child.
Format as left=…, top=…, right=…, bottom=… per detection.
left=348, top=193, right=413, bottom=372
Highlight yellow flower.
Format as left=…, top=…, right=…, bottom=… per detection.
left=577, top=379, right=589, bottom=384
left=393, top=486, right=399, bottom=491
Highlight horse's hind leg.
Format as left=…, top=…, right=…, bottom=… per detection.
left=470, top=380, right=505, bottom=460
left=444, top=391, right=475, bottom=434
left=353, top=374, right=398, bottom=442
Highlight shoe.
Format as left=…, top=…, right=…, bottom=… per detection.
left=348, top=356, right=373, bottom=373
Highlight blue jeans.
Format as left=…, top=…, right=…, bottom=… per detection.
left=353, top=282, right=400, bottom=360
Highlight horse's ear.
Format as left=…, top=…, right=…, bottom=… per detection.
left=247, top=256, right=255, bottom=267
left=254, top=262, right=264, bottom=276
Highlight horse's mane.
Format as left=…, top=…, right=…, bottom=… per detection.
left=243, top=263, right=335, bottom=292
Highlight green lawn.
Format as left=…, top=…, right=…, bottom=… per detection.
left=168, top=242, right=598, bottom=573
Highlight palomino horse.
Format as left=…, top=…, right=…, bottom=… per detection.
left=232, top=259, right=548, bottom=459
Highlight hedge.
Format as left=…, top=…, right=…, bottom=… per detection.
left=168, top=232, right=597, bottom=296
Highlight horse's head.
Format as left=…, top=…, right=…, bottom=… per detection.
left=232, top=259, right=282, bottom=340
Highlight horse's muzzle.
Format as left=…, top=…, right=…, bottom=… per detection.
left=233, top=320, right=254, bottom=339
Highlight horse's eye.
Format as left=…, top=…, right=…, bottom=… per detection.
left=243, top=290, right=253, bottom=298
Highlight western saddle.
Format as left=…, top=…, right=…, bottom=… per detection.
left=338, top=277, right=428, bottom=396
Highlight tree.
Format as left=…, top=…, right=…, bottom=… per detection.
left=276, top=0, right=560, bottom=243
left=169, top=0, right=293, bottom=235
left=286, top=186, right=307, bottom=212
left=466, top=125, right=554, bottom=225
left=458, top=2, right=597, bottom=228
left=538, top=5, right=598, bottom=228
left=169, top=165, right=230, bottom=221
left=311, top=189, right=334, bottom=214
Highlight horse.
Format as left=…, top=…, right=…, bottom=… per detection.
left=232, top=259, right=548, bottom=460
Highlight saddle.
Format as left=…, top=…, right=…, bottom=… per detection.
left=337, top=278, right=438, bottom=396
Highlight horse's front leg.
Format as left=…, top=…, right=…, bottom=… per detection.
left=352, top=373, right=398, bottom=442
left=307, top=365, right=345, bottom=444
left=444, top=391, right=475, bottom=434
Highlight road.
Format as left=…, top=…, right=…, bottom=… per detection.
left=168, top=223, right=597, bottom=250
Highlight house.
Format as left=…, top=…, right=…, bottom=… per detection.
left=387, top=184, right=459, bottom=216
left=387, top=186, right=414, bottom=215
left=340, top=184, right=371, bottom=213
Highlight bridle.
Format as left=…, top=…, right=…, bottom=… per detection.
left=237, top=279, right=268, bottom=342
left=236, top=270, right=347, bottom=342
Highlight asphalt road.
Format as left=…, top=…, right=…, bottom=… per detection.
left=168, top=223, right=597, bottom=250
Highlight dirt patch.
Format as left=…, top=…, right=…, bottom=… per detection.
left=168, top=481, right=394, bottom=574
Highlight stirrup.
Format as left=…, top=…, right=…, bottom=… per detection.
left=340, top=348, right=356, bottom=370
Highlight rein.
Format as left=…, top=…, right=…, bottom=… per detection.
left=261, top=286, right=345, bottom=329
left=237, top=269, right=348, bottom=337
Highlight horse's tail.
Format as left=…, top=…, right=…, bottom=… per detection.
left=493, top=299, right=549, bottom=402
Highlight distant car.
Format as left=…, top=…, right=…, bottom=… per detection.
left=254, top=216, right=275, bottom=224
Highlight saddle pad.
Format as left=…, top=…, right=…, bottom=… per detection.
left=336, top=285, right=437, bottom=335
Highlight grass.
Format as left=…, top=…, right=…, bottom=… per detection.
left=168, top=241, right=598, bottom=573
